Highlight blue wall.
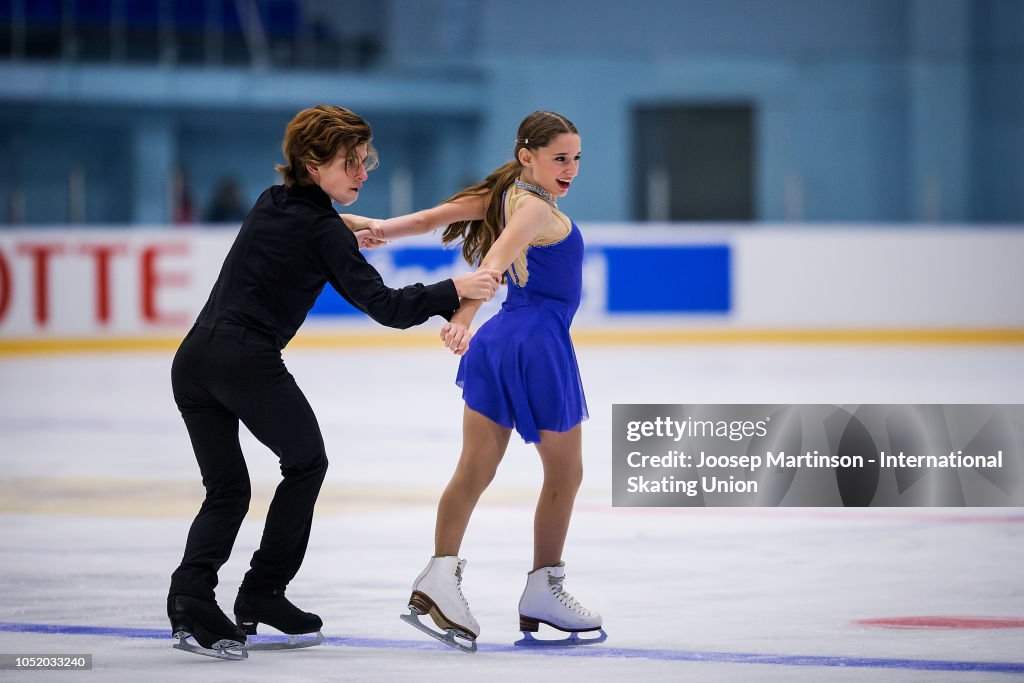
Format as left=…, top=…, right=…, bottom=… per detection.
left=1, top=0, right=1022, bottom=225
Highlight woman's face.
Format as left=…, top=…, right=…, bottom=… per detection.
left=520, top=133, right=581, bottom=199
left=309, top=143, right=369, bottom=206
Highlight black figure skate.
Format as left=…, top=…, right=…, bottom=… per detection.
left=168, top=594, right=248, bottom=660
left=234, top=589, right=325, bottom=650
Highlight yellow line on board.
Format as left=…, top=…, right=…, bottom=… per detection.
left=572, top=328, right=1024, bottom=346
left=1, top=328, right=1023, bottom=356
left=0, top=336, right=184, bottom=355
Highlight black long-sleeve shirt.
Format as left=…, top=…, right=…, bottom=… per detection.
left=196, top=182, right=459, bottom=348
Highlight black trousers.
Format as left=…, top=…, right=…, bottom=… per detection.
left=169, top=323, right=328, bottom=602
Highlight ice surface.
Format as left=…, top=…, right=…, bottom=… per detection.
left=2, top=342, right=1022, bottom=681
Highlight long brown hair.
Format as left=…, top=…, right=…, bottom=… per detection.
left=276, top=105, right=379, bottom=188
left=442, top=111, right=578, bottom=267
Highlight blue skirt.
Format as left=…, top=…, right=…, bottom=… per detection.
left=456, top=306, right=588, bottom=444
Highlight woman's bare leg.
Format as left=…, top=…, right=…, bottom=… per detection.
left=532, top=425, right=583, bottom=570
left=434, top=405, right=512, bottom=556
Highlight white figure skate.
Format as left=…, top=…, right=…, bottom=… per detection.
left=515, top=562, right=606, bottom=647
left=400, top=556, right=480, bottom=653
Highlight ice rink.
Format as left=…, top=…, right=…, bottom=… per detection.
left=2, top=339, right=1023, bottom=681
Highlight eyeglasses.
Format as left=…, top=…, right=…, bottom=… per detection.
left=345, top=155, right=369, bottom=175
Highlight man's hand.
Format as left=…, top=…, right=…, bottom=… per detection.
left=452, top=269, right=501, bottom=301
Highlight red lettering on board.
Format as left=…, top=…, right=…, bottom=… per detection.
left=141, top=243, right=190, bottom=325
left=0, top=248, right=11, bottom=322
left=16, top=243, right=65, bottom=326
left=79, top=244, right=128, bottom=325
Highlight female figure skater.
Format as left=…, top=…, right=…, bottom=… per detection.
left=167, top=105, right=500, bottom=660
left=345, top=111, right=604, bottom=650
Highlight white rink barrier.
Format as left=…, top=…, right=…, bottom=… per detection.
left=0, top=225, right=1022, bottom=348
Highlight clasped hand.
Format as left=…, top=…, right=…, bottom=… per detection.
left=452, top=269, right=501, bottom=301
left=352, top=225, right=386, bottom=249
left=440, top=322, right=472, bottom=356
left=342, top=214, right=387, bottom=249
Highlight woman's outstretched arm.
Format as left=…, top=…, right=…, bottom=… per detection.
left=341, top=193, right=487, bottom=242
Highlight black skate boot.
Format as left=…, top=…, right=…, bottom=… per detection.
left=234, top=589, right=325, bottom=650
left=168, top=594, right=247, bottom=660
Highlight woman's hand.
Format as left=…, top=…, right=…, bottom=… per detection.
left=440, top=322, right=472, bottom=355
left=353, top=229, right=387, bottom=250
left=340, top=214, right=384, bottom=238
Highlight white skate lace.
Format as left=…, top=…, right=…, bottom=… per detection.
left=455, top=559, right=471, bottom=610
left=547, top=572, right=590, bottom=616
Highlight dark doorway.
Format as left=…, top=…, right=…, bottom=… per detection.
left=633, top=104, right=755, bottom=221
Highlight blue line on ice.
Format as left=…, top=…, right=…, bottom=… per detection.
left=1, top=622, right=1022, bottom=673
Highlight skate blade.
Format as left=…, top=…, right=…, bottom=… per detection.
left=246, top=631, right=325, bottom=651
left=172, top=632, right=248, bottom=660
left=400, top=609, right=477, bottom=653
left=514, top=628, right=607, bottom=647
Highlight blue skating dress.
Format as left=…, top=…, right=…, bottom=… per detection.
left=455, top=184, right=589, bottom=444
